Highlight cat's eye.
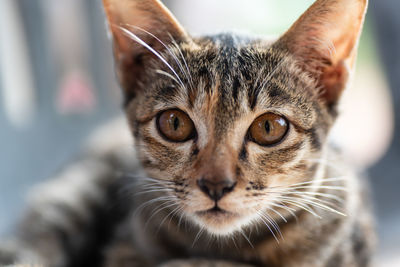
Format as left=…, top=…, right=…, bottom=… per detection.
left=157, top=109, right=195, bottom=142
left=249, top=113, right=288, bottom=146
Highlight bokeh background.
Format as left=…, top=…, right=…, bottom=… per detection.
left=0, top=0, right=399, bottom=265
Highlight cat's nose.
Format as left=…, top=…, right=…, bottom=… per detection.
left=197, top=177, right=236, bottom=201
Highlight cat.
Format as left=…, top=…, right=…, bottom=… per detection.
left=0, top=0, right=375, bottom=266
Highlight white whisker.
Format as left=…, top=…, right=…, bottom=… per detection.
left=284, top=185, right=347, bottom=191
left=280, top=196, right=346, bottom=217
left=177, top=208, right=187, bottom=229
left=283, top=190, right=344, bottom=203
left=127, top=174, right=175, bottom=184
left=255, top=210, right=279, bottom=243
left=134, top=188, right=173, bottom=196
left=230, top=234, right=239, bottom=250
left=156, top=205, right=182, bottom=234
left=239, top=230, right=254, bottom=248
left=144, top=201, right=179, bottom=229
left=284, top=176, right=347, bottom=187
left=280, top=199, right=321, bottom=219
left=192, top=226, right=205, bottom=247
left=155, top=69, right=181, bottom=85
left=170, top=37, right=194, bottom=89
left=125, top=25, right=191, bottom=90
left=259, top=211, right=283, bottom=239
left=288, top=194, right=343, bottom=210
left=168, top=206, right=184, bottom=228
left=116, top=25, right=186, bottom=89
left=269, top=201, right=298, bottom=221
left=266, top=206, right=287, bottom=223
left=133, top=196, right=175, bottom=216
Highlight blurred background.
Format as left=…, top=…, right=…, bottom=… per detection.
left=0, top=0, right=398, bottom=265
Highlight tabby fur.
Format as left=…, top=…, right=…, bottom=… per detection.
left=0, top=0, right=375, bottom=266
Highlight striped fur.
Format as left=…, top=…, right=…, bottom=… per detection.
left=0, top=0, right=375, bottom=266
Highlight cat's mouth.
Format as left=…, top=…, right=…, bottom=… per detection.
left=196, top=205, right=229, bottom=215
left=192, top=205, right=246, bottom=235
left=195, top=205, right=239, bottom=221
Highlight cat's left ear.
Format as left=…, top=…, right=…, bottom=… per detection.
left=275, top=0, right=368, bottom=109
left=103, top=0, right=188, bottom=100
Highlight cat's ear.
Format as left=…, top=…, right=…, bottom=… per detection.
left=275, top=0, right=367, bottom=109
left=103, top=0, right=188, bottom=100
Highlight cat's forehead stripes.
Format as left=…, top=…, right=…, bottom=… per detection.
left=128, top=32, right=331, bottom=164
left=191, top=38, right=317, bottom=127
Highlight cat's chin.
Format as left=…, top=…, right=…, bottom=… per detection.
left=191, top=208, right=255, bottom=236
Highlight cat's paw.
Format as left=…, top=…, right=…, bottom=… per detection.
left=159, top=259, right=254, bottom=267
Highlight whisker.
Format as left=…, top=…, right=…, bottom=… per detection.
left=155, top=69, right=181, bottom=86
left=144, top=201, right=179, bottom=229
left=297, top=197, right=346, bottom=216
left=279, top=199, right=321, bottom=219
left=239, top=230, right=254, bottom=248
left=168, top=206, right=184, bottom=229
left=134, top=188, right=173, bottom=196
left=255, top=210, right=279, bottom=243
left=283, top=190, right=344, bottom=203
left=139, top=178, right=175, bottom=185
left=288, top=194, right=343, bottom=211
left=284, top=185, right=347, bottom=191
left=280, top=196, right=346, bottom=217
left=125, top=25, right=191, bottom=90
left=269, top=202, right=298, bottom=221
left=259, top=211, right=283, bottom=240
left=283, top=176, right=347, bottom=187
left=177, top=208, right=186, bottom=228
left=230, top=233, right=239, bottom=250
left=267, top=176, right=346, bottom=190
left=156, top=205, right=182, bottom=234
left=133, top=196, right=175, bottom=216
left=266, top=206, right=287, bottom=223
left=192, top=226, right=205, bottom=247
left=138, top=184, right=171, bottom=190
left=138, top=180, right=174, bottom=187
left=170, top=37, right=194, bottom=89
left=116, top=25, right=186, bottom=89
left=124, top=173, right=175, bottom=184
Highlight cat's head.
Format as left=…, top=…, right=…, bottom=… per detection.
left=103, top=0, right=367, bottom=235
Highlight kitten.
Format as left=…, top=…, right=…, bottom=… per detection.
left=0, top=0, right=375, bottom=266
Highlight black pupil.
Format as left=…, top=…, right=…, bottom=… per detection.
left=265, top=120, right=271, bottom=134
left=173, top=116, right=180, bottom=131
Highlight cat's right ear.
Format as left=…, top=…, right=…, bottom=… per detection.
left=275, top=0, right=367, bottom=111
left=103, top=0, right=188, bottom=100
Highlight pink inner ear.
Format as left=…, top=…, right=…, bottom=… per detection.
left=319, top=60, right=349, bottom=106
left=275, top=0, right=367, bottom=107
left=103, top=0, right=189, bottom=98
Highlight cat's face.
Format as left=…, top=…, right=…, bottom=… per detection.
left=126, top=40, right=330, bottom=234
left=103, top=0, right=367, bottom=235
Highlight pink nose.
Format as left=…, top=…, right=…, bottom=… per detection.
left=197, top=178, right=236, bottom=201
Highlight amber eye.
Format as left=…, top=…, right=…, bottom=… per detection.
left=157, top=109, right=195, bottom=142
left=249, top=113, right=288, bottom=146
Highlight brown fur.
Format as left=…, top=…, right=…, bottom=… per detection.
left=106, top=0, right=375, bottom=265
left=0, top=1, right=375, bottom=267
